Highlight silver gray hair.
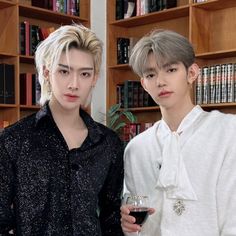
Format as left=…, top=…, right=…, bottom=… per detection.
left=129, top=29, right=195, bottom=77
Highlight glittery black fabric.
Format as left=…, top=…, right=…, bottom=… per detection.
left=0, top=104, right=124, bottom=236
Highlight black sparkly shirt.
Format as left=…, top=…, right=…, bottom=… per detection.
left=0, top=104, right=124, bottom=236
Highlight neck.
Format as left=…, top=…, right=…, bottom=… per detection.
left=160, top=101, right=195, bottom=132
left=49, top=100, right=84, bottom=130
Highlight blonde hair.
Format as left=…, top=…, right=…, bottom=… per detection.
left=35, top=24, right=103, bottom=106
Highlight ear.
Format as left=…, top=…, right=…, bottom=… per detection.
left=140, top=77, right=148, bottom=91
left=43, top=66, right=50, bottom=81
left=187, top=63, right=199, bottom=85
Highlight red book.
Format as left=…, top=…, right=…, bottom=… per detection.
left=26, top=73, right=32, bottom=106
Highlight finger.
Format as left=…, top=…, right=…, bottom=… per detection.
left=121, top=221, right=141, bottom=233
left=120, top=205, right=130, bottom=214
left=148, top=207, right=155, bottom=215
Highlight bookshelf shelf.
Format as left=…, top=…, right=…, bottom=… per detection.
left=107, top=0, right=236, bottom=132
left=0, top=0, right=15, bottom=9
left=20, top=105, right=40, bottom=109
left=196, top=49, right=236, bottom=59
left=193, top=0, right=236, bottom=10
left=121, top=106, right=160, bottom=112
left=0, top=0, right=90, bottom=125
left=20, top=56, right=34, bottom=64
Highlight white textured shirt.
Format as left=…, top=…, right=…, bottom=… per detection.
left=123, top=106, right=236, bottom=236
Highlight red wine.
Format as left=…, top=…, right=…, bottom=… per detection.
left=129, top=207, right=149, bottom=225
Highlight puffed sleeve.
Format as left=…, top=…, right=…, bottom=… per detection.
left=98, top=133, right=124, bottom=236
left=217, top=144, right=236, bottom=235
left=0, top=134, right=15, bottom=235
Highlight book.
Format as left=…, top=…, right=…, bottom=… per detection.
left=24, top=21, right=30, bottom=56
left=221, top=64, right=227, bottom=103
left=116, top=0, right=124, bottom=20
left=30, top=25, right=40, bottom=56
left=19, top=22, right=26, bottom=55
left=35, top=75, right=41, bottom=105
left=209, top=65, right=216, bottom=104
left=20, top=73, right=33, bottom=106
left=227, top=63, right=234, bottom=103
left=202, top=66, right=209, bottom=104
left=117, top=38, right=130, bottom=64
left=124, top=0, right=136, bottom=18
left=4, top=64, right=15, bottom=104
left=0, top=63, right=15, bottom=104
left=148, top=0, right=161, bottom=13
left=0, top=64, right=4, bottom=103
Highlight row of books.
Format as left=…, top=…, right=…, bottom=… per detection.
left=195, top=63, right=236, bottom=105
left=117, top=80, right=156, bottom=108
left=31, top=0, right=80, bottom=16
left=121, top=122, right=154, bottom=146
left=117, top=37, right=139, bottom=64
left=20, top=21, right=55, bottom=56
left=0, top=64, right=15, bottom=104
left=20, top=73, right=41, bottom=106
left=116, top=0, right=177, bottom=20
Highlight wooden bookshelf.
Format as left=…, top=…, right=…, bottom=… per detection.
left=107, top=0, right=236, bottom=124
left=0, top=0, right=90, bottom=125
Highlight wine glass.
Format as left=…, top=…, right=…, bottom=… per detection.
left=126, top=195, right=149, bottom=235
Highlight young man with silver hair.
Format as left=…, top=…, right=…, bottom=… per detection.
left=121, top=29, right=236, bottom=235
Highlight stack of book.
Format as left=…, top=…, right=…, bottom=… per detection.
left=117, top=80, right=156, bottom=108
left=195, top=63, right=236, bottom=105
left=31, top=0, right=80, bottom=16
left=116, top=0, right=177, bottom=20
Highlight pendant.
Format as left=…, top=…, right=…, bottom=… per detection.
left=173, top=199, right=185, bottom=216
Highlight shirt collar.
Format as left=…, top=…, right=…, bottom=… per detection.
left=35, top=103, right=104, bottom=145
left=159, top=105, right=204, bottom=138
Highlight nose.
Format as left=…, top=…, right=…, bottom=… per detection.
left=68, top=73, right=79, bottom=91
left=156, top=72, right=166, bottom=87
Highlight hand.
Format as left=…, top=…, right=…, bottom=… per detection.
left=120, top=204, right=155, bottom=233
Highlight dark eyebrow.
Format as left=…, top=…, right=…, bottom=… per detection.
left=143, top=67, right=156, bottom=74
left=58, top=64, right=94, bottom=71
left=162, top=61, right=179, bottom=69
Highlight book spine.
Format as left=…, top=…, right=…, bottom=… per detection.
left=221, top=64, right=227, bottom=103
left=32, top=74, right=36, bottom=105
left=215, top=64, right=221, bottom=104
left=116, top=0, right=124, bottom=20
left=227, top=63, right=234, bottom=103
left=209, top=65, right=216, bottom=104
left=202, top=66, right=209, bottom=104
left=4, top=64, right=15, bottom=104
left=20, top=73, right=27, bottom=105
left=195, top=68, right=202, bottom=104
left=0, top=64, right=4, bottom=103
left=19, top=22, right=26, bottom=55
left=26, top=73, right=32, bottom=106
left=24, top=21, right=30, bottom=56
left=124, top=0, right=136, bottom=18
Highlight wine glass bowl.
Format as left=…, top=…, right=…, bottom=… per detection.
left=126, top=195, right=149, bottom=227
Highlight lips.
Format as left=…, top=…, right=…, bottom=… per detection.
left=158, top=90, right=173, bottom=97
left=64, top=93, right=78, bottom=98
left=64, top=93, right=79, bottom=101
